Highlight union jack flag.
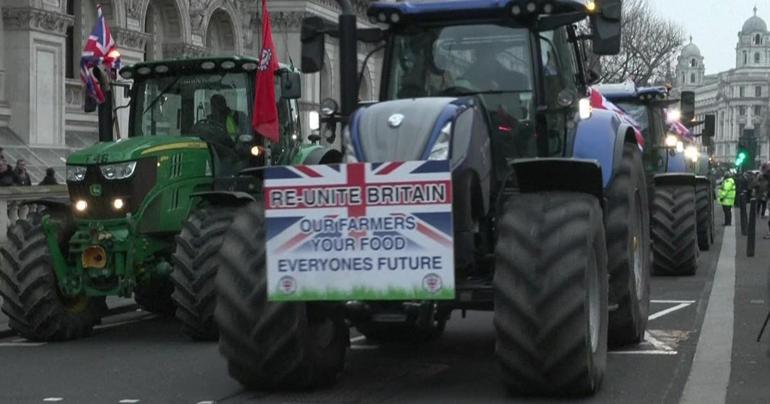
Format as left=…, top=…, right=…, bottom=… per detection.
left=264, top=161, right=454, bottom=255
left=80, top=5, right=121, bottom=105
left=589, top=87, right=645, bottom=150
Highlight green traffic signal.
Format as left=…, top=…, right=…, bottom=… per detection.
left=736, top=150, right=748, bottom=167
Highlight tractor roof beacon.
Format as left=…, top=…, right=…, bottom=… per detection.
left=213, top=0, right=652, bottom=398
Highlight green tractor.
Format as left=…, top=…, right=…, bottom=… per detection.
left=0, top=56, right=339, bottom=341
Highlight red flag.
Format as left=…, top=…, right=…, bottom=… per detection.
left=252, top=0, right=280, bottom=142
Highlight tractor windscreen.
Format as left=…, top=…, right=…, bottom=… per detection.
left=130, top=72, right=252, bottom=139
left=615, top=102, right=650, bottom=141
left=386, top=24, right=540, bottom=158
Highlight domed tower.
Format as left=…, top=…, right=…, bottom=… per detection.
left=676, top=37, right=705, bottom=91
left=736, top=6, right=769, bottom=68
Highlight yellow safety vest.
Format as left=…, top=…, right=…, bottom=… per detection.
left=719, top=178, right=736, bottom=206
left=226, top=111, right=238, bottom=138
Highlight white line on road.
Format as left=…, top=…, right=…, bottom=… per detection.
left=118, top=399, right=141, bottom=403
left=609, top=350, right=678, bottom=355
left=681, top=223, right=735, bottom=404
left=93, top=315, right=158, bottom=331
left=42, top=398, right=63, bottom=402
left=350, top=335, right=366, bottom=343
left=350, top=345, right=380, bottom=350
left=0, top=342, right=46, bottom=347
left=648, top=302, right=695, bottom=321
left=650, top=299, right=697, bottom=304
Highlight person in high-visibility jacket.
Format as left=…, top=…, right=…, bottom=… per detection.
left=210, top=94, right=246, bottom=141
left=719, top=175, right=737, bottom=226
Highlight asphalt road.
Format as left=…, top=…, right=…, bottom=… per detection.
left=0, top=208, right=768, bottom=404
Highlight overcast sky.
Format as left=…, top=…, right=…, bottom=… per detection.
left=647, top=0, right=766, bottom=75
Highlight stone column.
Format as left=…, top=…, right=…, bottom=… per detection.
left=2, top=6, right=73, bottom=146
left=0, top=4, right=9, bottom=126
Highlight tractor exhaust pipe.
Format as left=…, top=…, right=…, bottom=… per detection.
left=94, top=66, right=114, bottom=142
left=336, top=0, right=358, bottom=121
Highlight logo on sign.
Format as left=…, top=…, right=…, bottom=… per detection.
left=422, top=273, right=443, bottom=294
left=388, top=113, right=405, bottom=128
left=89, top=184, right=102, bottom=197
left=278, top=276, right=297, bottom=295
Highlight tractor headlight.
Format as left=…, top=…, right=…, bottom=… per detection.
left=664, top=134, right=678, bottom=148
left=684, top=145, right=700, bottom=162
left=67, top=166, right=87, bottom=182
left=428, top=122, right=452, bottom=161
left=675, top=141, right=685, bottom=153
left=100, top=161, right=137, bottom=180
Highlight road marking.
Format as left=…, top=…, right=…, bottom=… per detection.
left=609, top=350, right=678, bottom=355
left=350, top=344, right=380, bottom=350
left=350, top=335, right=366, bottom=343
left=644, top=331, right=676, bottom=351
left=750, top=299, right=765, bottom=304
left=94, top=314, right=158, bottom=331
left=118, top=400, right=140, bottom=403
left=648, top=302, right=695, bottom=320
left=0, top=342, right=46, bottom=347
left=681, top=223, right=735, bottom=404
left=196, top=401, right=215, bottom=404
left=42, top=398, right=63, bottom=402
left=650, top=299, right=696, bottom=304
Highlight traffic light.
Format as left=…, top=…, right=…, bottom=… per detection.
left=736, top=138, right=750, bottom=168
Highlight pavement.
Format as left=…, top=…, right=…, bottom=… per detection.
left=0, top=207, right=768, bottom=403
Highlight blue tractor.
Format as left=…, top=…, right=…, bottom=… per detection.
left=213, top=0, right=649, bottom=396
left=597, top=83, right=714, bottom=276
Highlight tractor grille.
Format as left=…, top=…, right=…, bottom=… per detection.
left=68, top=158, right=157, bottom=220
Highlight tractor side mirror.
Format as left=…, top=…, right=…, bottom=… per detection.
left=279, top=70, right=302, bottom=100
left=590, top=0, right=622, bottom=55
left=301, top=16, right=329, bottom=73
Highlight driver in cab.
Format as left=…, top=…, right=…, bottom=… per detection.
left=209, top=94, right=248, bottom=140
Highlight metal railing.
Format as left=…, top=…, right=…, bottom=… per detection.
left=0, top=185, right=68, bottom=243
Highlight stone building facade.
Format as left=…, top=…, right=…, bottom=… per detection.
left=0, top=0, right=381, bottom=181
left=676, top=7, right=770, bottom=164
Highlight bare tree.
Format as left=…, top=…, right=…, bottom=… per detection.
left=595, top=0, right=685, bottom=86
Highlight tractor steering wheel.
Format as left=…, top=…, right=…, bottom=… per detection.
left=191, top=118, right=234, bottom=149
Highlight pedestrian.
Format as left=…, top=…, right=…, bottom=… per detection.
left=0, top=157, right=17, bottom=186
left=718, top=174, right=736, bottom=226
left=759, top=166, right=769, bottom=217
left=13, top=159, right=31, bottom=186
left=38, top=168, right=58, bottom=185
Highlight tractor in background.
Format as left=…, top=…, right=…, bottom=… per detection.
left=598, top=83, right=714, bottom=276
left=211, top=0, right=650, bottom=396
left=0, top=56, right=339, bottom=342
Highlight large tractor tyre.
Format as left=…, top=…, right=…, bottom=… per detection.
left=494, top=192, right=608, bottom=396
left=605, top=143, right=651, bottom=347
left=0, top=212, right=106, bottom=341
left=215, top=202, right=348, bottom=390
left=134, top=279, right=175, bottom=315
left=695, top=183, right=713, bottom=251
left=651, top=185, right=698, bottom=276
left=171, top=207, right=237, bottom=341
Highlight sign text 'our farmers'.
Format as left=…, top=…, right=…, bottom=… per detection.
left=264, top=161, right=454, bottom=301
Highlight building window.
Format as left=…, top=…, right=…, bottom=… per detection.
left=65, top=0, right=75, bottom=79
left=755, top=52, right=761, bottom=63
left=756, top=34, right=763, bottom=45
left=690, top=58, right=697, bottom=67
left=740, top=86, right=746, bottom=97
left=740, top=106, right=746, bottom=116
left=755, top=105, right=762, bottom=116
left=757, top=86, right=763, bottom=97
left=744, top=51, right=749, bottom=65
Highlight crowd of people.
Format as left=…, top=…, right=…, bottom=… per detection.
left=0, top=147, right=58, bottom=187
left=718, top=163, right=770, bottom=239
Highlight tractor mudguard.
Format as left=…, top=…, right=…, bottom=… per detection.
left=695, top=176, right=710, bottom=186
left=192, top=191, right=257, bottom=206
left=572, top=109, right=639, bottom=189
left=653, top=172, right=696, bottom=187
left=293, top=145, right=343, bottom=165
left=511, top=158, right=604, bottom=202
